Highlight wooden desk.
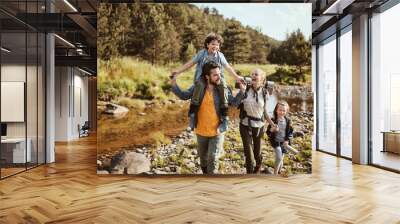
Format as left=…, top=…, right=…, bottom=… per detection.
left=1, top=138, right=31, bottom=163
left=382, top=131, right=400, bottom=154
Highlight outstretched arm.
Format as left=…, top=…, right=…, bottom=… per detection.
left=224, top=64, right=242, bottom=82
left=171, top=60, right=196, bottom=78
left=227, top=82, right=246, bottom=107
left=170, top=77, right=194, bottom=100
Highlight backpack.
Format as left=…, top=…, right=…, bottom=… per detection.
left=238, top=85, right=269, bottom=126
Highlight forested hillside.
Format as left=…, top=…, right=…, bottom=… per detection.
left=98, top=3, right=281, bottom=64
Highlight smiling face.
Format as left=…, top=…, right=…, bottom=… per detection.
left=207, top=67, right=221, bottom=86
left=276, top=104, right=288, bottom=118
left=207, top=40, right=220, bottom=55
left=251, top=69, right=265, bottom=88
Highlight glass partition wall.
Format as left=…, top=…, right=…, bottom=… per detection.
left=0, top=1, right=46, bottom=179
left=315, top=0, right=400, bottom=172
left=339, top=26, right=352, bottom=159
left=317, top=35, right=337, bottom=155
left=370, top=3, right=400, bottom=171
left=316, top=25, right=353, bottom=159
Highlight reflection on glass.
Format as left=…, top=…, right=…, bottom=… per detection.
left=371, top=3, right=400, bottom=171
left=38, top=33, right=46, bottom=165
left=1, top=32, right=27, bottom=177
left=0, top=1, right=47, bottom=179
left=27, top=32, right=38, bottom=169
left=318, top=37, right=337, bottom=154
left=340, top=29, right=352, bottom=158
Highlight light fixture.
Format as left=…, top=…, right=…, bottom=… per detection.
left=54, top=34, right=75, bottom=48
left=78, top=67, right=93, bottom=76
left=322, top=0, right=354, bottom=15
left=63, top=0, right=78, bottom=12
left=1, top=47, right=11, bottom=53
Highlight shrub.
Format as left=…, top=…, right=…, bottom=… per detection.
left=267, top=66, right=309, bottom=85
left=117, top=98, right=146, bottom=109
left=150, top=131, right=171, bottom=147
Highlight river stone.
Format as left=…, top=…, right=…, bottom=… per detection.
left=178, top=138, right=185, bottom=145
left=102, top=158, right=111, bottom=168
left=186, top=162, right=196, bottom=169
left=103, top=103, right=129, bottom=118
left=154, top=170, right=168, bottom=175
left=293, top=131, right=305, bottom=138
left=110, top=151, right=151, bottom=174
left=170, top=144, right=177, bottom=149
left=97, top=170, right=110, bottom=175
left=169, top=166, right=177, bottom=172
left=110, top=169, right=124, bottom=174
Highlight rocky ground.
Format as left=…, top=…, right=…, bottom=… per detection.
left=276, top=85, right=313, bottom=99
left=97, top=111, right=313, bottom=176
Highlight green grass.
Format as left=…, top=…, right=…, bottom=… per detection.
left=98, top=57, right=299, bottom=102
left=150, top=131, right=172, bottom=147
left=98, top=57, right=173, bottom=101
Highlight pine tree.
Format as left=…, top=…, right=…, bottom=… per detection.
left=222, top=20, right=251, bottom=64
left=278, top=29, right=311, bottom=73
left=181, top=24, right=200, bottom=61
left=97, top=3, right=115, bottom=60
left=112, top=4, right=131, bottom=56
left=97, top=4, right=131, bottom=60
left=162, top=22, right=181, bottom=64
left=183, top=42, right=196, bottom=62
left=99, top=3, right=282, bottom=66
left=249, top=30, right=267, bottom=64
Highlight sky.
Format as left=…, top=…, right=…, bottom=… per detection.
left=192, top=3, right=311, bottom=41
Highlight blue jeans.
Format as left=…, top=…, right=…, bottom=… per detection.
left=196, top=134, right=225, bottom=174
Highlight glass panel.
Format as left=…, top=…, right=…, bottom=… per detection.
left=371, top=4, right=400, bottom=171
left=0, top=0, right=46, bottom=178
left=340, top=28, right=352, bottom=158
left=317, top=36, right=337, bottom=154
left=27, top=31, right=38, bottom=169
left=1, top=31, right=27, bottom=177
left=38, top=32, right=45, bottom=165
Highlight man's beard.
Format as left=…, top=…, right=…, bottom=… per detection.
left=209, top=78, right=220, bottom=86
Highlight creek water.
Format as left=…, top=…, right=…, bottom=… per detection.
left=267, top=93, right=313, bottom=114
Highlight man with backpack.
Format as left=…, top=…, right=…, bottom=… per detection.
left=171, top=61, right=245, bottom=174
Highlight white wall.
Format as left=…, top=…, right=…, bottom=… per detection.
left=55, top=66, right=70, bottom=141
left=55, top=67, right=89, bottom=141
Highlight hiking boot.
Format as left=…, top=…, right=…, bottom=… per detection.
left=246, top=165, right=254, bottom=174
left=254, top=165, right=262, bottom=174
left=201, top=166, right=208, bottom=174
left=246, top=168, right=253, bottom=174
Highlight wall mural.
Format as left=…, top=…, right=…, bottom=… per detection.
left=97, top=3, right=313, bottom=175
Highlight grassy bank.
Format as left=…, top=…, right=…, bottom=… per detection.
left=98, top=57, right=311, bottom=104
